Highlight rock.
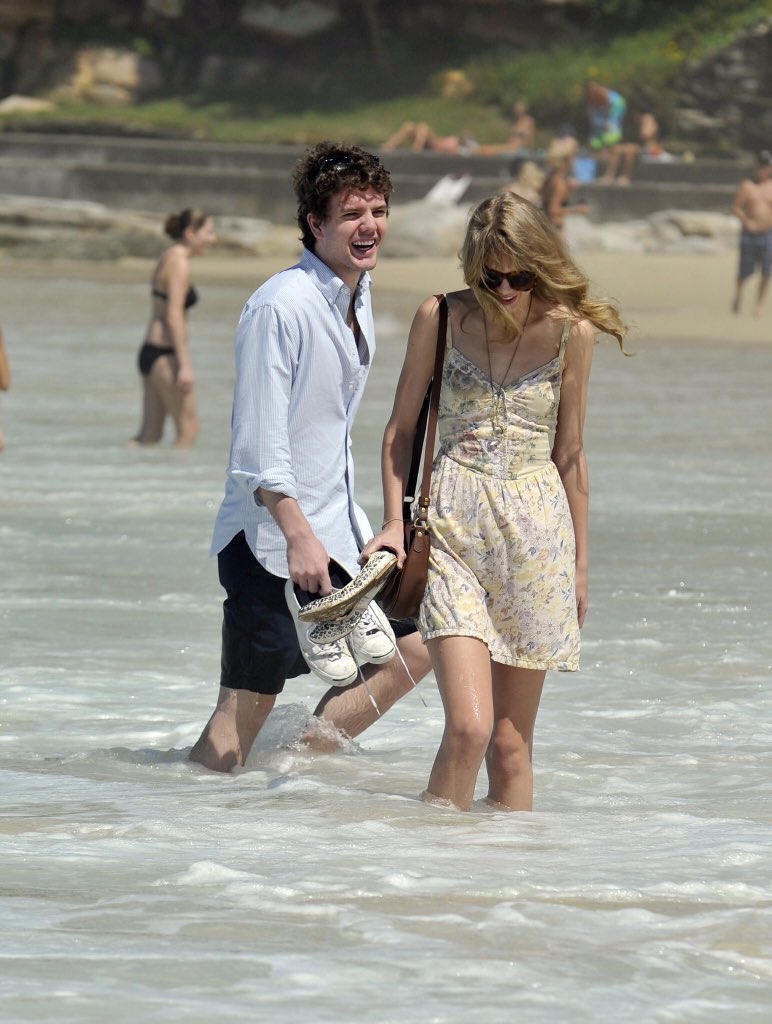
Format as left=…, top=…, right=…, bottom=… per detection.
left=564, top=210, right=738, bottom=255
left=385, top=200, right=471, bottom=258
left=0, top=94, right=55, bottom=114
left=649, top=210, right=738, bottom=245
left=0, top=195, right=299, bottom=259
left=54, top=47, right=163, bottom=104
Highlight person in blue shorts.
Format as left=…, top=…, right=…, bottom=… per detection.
left=731, top=150, right=772, bottom=316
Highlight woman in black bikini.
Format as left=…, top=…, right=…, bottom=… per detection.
left=132, top=208, right=216, bottom=447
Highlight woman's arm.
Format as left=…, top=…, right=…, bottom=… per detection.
left=360, top=294, right=442, bottom=565
left=552, top=317, right=595, bottom=627
left=163, top=250, right=194, bottom=391
left=0, top=328, right=10, bottom=391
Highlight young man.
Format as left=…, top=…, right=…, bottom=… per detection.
left=189, top=143, right=431, bottom=772
left=731, top=150, right=772, bottom=316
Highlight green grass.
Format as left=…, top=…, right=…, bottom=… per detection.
left=1, top=0, right=770, bottom=149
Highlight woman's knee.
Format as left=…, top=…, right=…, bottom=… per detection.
left=487, top=722, right=531, bottom=776
left=443, top=717, right=492, bottom=760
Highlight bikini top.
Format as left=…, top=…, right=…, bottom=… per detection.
left=152, top=284, right=199, bottom=310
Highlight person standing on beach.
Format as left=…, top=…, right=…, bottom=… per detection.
left=361, top=192, right=626, bottom=811
left=131, top=208, right=217, bottom=447
left=189, top=143, right=431, bottom=773
left=731, top=150, right=772, bottom=316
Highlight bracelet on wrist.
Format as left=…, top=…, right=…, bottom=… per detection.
left=381, top=517, right=403, bottom=529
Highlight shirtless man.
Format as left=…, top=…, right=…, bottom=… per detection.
left=731, top=150, right=772, bottom=316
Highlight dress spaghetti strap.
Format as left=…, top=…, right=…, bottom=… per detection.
left=442, top=294, right=453, bottom=350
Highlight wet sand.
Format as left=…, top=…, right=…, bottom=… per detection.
left=1, top=247, right=768, bottom=347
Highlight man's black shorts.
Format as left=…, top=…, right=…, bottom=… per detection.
left=218, top=531, right=417, bottom=696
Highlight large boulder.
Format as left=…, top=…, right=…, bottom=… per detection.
left=384, top=199, right=471, bottom=259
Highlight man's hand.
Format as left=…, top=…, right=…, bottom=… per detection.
left=287, top=534, right=332, bottom=595
left=257, top=489, right=332, bottom=595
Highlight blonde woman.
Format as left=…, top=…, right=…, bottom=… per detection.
left=362, top=192, right=627, bottom=811
left=132, top=208, right=216, bottom=447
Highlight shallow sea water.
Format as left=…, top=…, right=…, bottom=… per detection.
left=1, top=269, right=771, bottom=1023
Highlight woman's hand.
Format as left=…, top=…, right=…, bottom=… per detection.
left=576, top=564, right=588, bottom=628
left=176, top=362, right=195, bottom=392
left=359, top=521, right=406, bottom=568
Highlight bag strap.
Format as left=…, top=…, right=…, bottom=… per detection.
left=410, top=295, right=447, bottom=526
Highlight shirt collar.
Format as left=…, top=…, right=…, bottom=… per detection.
left=300, top=247, right=371, bottom=309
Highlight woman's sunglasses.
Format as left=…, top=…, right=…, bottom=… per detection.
left=480, top=268, right=537, bottom=291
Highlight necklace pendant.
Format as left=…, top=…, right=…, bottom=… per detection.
left=493, top=422, right=504, bottom=436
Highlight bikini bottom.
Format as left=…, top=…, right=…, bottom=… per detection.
left=138, top=341, right=175, bottom=377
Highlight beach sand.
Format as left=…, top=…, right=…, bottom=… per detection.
left=1, top=247, right=768, bottom=347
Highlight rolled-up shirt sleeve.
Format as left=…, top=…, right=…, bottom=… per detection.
left=228, top=302, right=300, bottom=504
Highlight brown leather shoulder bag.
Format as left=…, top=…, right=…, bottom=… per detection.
left=377, top=294, right=447, bottom=620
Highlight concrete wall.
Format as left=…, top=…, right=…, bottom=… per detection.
left=0, top=132, right=749, bottom=223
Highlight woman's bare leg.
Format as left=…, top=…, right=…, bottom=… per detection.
left=382, top=122, right=418, bottom=151
left=485, top=665, right=546, bottom=810
left=148, top=356, right=199, bottom=447
left=131, top=374, right=166, bottom=445
left=423, top=635, right=494, bottom=810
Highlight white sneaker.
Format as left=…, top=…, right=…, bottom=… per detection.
left=347, top=601, right=396, bottom=666
left=284, top=578, right=358, bottom=687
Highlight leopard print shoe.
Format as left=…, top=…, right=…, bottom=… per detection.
left=297, top=550, right=398, bottom=623
left=307, top=611, right=363, bottom=645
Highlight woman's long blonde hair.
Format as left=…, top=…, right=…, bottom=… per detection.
left=461, top=191, right=628, bottom=350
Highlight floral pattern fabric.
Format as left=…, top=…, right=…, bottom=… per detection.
left=418, top=316, right=580, bottom=672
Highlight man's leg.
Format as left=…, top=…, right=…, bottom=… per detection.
left=307, top=631, right=431, bottom=743
left=189, top=686, right=277, bottom=772
left=754, top=273, right=770, bottom=316
left=189, top=533, right=301, bottom=772
left=734, top=233, right=754, bottom=312
left=755, top=236, right=772, bottom=315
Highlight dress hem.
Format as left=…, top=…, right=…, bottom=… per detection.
left=420, top=628, right=579, bottom=672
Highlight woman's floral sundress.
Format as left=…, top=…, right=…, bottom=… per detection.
left=418, top=301, right=580, bottom=672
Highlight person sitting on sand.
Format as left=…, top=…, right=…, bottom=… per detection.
left=381, top=121, right=479, bottom=155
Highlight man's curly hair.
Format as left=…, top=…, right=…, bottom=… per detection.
left=293, top=142, right=393, bottom=251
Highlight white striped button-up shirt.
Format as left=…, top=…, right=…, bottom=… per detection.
left=211, top=247, right=376, bottom=577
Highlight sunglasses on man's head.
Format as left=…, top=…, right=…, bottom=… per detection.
left=480, top=268, right=537, bottom=291
left=315, top=151, right=378, bottom=178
